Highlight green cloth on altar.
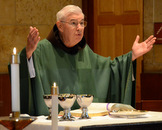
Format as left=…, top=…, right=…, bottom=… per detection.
left=19, top=39, right=135, bottom=116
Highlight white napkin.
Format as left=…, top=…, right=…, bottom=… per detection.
left=107, top=103, right=135, bottom=112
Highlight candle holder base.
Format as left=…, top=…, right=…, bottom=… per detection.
left=10, top=111, right=20, bottom=119
left=0, top=116, right=36, bottom=130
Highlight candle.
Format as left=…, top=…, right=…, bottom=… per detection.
left=51, top=82, right=59, bottom=130
left=11, top=47, right=20, bottom=118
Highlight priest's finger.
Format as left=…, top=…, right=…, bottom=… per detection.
left=144, top=35, right=154, bottom=43
left=134, top=35, right=140, bottom=43
left=146, top=37, right=156, bottom=47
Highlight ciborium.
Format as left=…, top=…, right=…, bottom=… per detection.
left=58, top=94, right=76, bottom=121
left=76, top=94, right=93, bottom=119
left=43, top=95, right=52, bottom=119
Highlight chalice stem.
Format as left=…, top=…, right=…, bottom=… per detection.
left=64, top=108, right=71, bottom=119
left=81, top=107, right=90, bottom=119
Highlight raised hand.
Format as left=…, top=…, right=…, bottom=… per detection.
left=132, top=35, right=156, bottom=61
left=26, top=26, right=40, bottom=59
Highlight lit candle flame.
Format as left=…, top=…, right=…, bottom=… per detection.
left=13, top=47, right=16, bottom=55
left=53, top=82, right=56, bottom=87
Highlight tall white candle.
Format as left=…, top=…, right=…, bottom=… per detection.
left=51, top=82, right=58, bottom=130
left=11, top=47, right=20, bottom=113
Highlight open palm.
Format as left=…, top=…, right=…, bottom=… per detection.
left=26, top=26, right=40, bottom=59
left=132, top=35, right=156, bottom=61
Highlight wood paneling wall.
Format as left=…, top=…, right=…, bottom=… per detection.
left=141, top=73, right=162, bottom=111
left=0, top=74, right=11, bottom=116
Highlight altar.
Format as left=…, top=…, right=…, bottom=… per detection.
left=1, top=111, right=162, bottom=130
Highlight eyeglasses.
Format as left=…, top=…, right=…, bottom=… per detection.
left=61, top=20, right=87, bottom=28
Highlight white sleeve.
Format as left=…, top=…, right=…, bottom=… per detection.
left=27, top=56, right=36, bottom=78
left=132, top=63, right=135, bottom=81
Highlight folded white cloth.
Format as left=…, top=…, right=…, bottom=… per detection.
left=87, top=102, right=135, bottom=112
left=106, top=103, right=135, bottom=112
left=87, top=102, right=108, bottom=111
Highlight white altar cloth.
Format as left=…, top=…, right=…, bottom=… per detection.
left=1, top=111, right=162, bottom=130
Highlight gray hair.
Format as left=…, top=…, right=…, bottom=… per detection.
left=56, top=5, right=84, bottom=21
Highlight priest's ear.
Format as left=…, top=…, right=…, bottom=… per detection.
left=56, top=21, right=63, bottom=32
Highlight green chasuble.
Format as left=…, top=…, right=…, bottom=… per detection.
left=19, top=39, right=135, bottom=116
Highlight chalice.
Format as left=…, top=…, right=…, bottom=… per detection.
left=43, top=95, right=52, bottom=120
left=76, top=94, right=94, bottom=119
left=58, top=94, right=76, bottom=121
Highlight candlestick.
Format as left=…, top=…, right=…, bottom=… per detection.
left=11, top=47, right=20, bottom=118
left=51, top=82, right=59, bottom=130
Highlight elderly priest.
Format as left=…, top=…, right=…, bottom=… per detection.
left=18, top=5, right=156, bottom=116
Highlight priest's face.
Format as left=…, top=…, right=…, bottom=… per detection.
left=58, top=13, right=86, bottom=47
